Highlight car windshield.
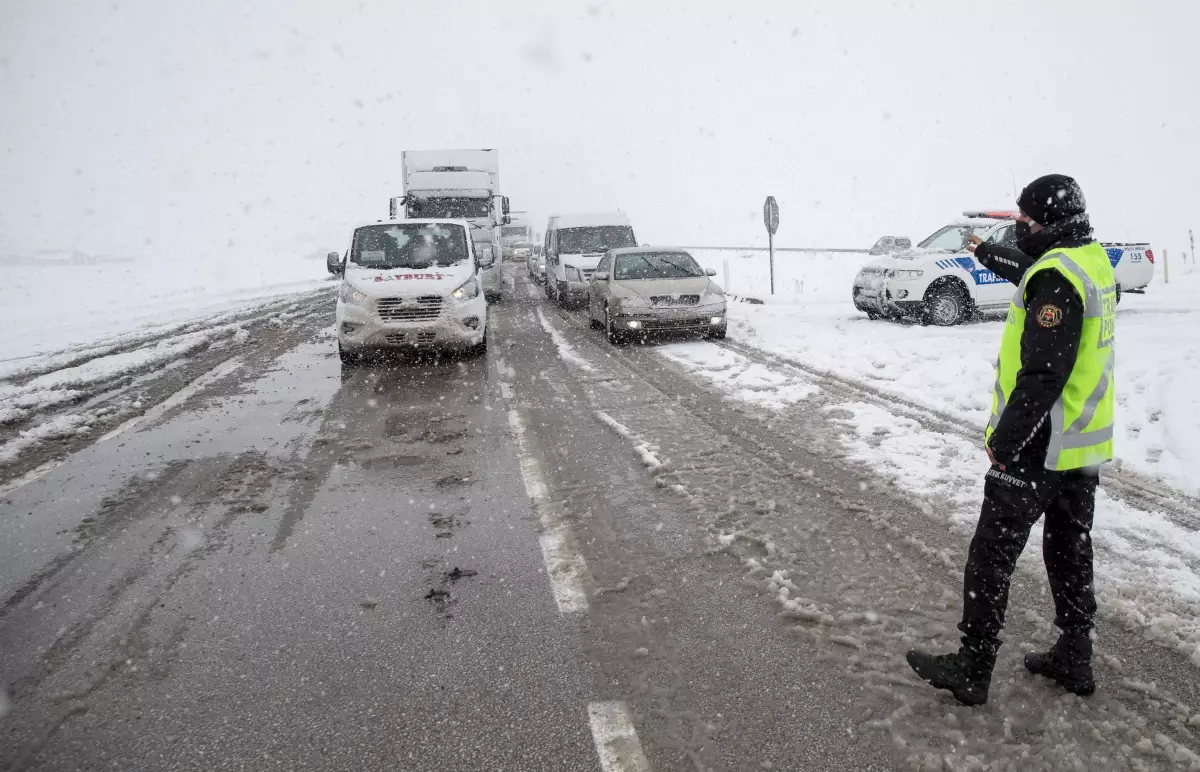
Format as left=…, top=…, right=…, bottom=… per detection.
left=407, top=196, right=490, bottom=219
left=349, top=223, right=469, bottom=269
left=613, top=251, right=704, bottom=280
left=557, top=225, right=636, bottom=254
left=918, top=224, right=994, bottom=252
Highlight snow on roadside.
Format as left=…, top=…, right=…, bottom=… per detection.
left=827, top=400, right=1200, bottom=667
left=657, top=341, right=817, bottom=409
left=695, top=248, right=1200, bottom=497
left=655, top=323, right=1200, bottom=665
left=0, top=252, right=331, bottom=366
left=0, top=295, right=315, bottom=470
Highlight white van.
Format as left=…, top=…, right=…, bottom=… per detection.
left=333, top=219, right=488, bottom=364
left=543, top=212, right=636, bottom=307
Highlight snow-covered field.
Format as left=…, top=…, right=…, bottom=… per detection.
left=0, top=251, right=332, bottom=370
left=688, top=248, right=1200, bottom=497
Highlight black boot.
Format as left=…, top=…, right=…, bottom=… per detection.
left=1024, top=630, right=1095, bottom=696
left=906, top=638, right=997, bottom=706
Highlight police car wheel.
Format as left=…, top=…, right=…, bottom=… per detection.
left=926, top=286, right=967, bottom=326
left=1115, top=285, right=1123, bottom=305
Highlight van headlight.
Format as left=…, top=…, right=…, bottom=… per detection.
left=893, top=269, right=924, bottom=280
left=565, top=266, right=582, bottom=283
left=339, top=283, right=366, bottom=306
left=452, top=276, right=480, bottom=300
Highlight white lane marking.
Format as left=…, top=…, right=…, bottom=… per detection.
left=588, top=701, right=652, bottom=772
left=98, top=357, right=243, bottom=443
left=0, top=459, right=64, bottom=497
left=506, top=407, right=589, bottom=613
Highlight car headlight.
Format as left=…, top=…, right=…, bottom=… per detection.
left=339, top=283, right=366, bottom=306
left=893, top=269, right=924, bottom=280
left=451, top=276, right=480, bottom=300
left=614, top=294, right=647, bottom=309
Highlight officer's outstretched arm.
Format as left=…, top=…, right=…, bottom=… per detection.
left=987, top=272, right=1083, bottom=467
left=975, top=242, right=1036, bottom=286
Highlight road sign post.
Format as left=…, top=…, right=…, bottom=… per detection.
left=763, top=196, right=779, bottom=295
left=1190, top=229, right=1195, bottom=265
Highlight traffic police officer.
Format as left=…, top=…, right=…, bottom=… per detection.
left=906, top=174, right=1117, bottom=706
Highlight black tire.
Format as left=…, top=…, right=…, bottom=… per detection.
left=924, top=283, right=969, bottom=326
left=556, top=281, right=570, bottom=308
left=605, top=305, right=623, bottom=345
left=589, top=302, right=602, bottom=329
left=707, top=325, right=728, bottom=341
left=469, top=333, right=488, bottom=358
left=1115, top=285, right=1123, bottom=305
left=338, top=342, right=359, bottom=367
left=866, top=311, right=881, bottom=321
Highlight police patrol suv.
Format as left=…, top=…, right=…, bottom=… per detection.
left=852, top=211, right=1155, bottom=326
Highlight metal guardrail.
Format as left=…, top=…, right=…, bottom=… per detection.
left=676, top=246, right=870, bottom=254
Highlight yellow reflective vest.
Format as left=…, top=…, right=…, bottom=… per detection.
left=985, top=243, right=1116, bottom=470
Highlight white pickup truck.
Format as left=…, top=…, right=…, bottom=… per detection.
left=852, top=211, right=1155, bottom=325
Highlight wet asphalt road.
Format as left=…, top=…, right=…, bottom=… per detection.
left=4, top=266, right=1200, bottom=771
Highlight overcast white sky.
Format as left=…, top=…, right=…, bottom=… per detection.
left=1, top=0, right=1197, bottom=261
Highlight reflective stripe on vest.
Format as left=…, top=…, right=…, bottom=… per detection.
left=984, top=242, right=1117, bottom=470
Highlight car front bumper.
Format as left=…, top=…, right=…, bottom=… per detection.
left=610, top=305, right=727, bottom=334
left=337, top=297, right=486, bottom=352
left=852, top=279, right=924, bottom=317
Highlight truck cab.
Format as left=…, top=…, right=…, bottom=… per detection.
left=391, top=150, right=509, bottom=303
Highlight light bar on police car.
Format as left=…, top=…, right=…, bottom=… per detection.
left=962, top=211, right=1019, bottom=220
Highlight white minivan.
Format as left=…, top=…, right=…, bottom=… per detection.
left=332, top=219, right=488, bottom=364
left=543, top=212, right=636, bottom=307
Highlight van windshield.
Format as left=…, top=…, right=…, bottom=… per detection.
left=557, top=226, right=636, bottom=254
left=350, top=223, right=470, bottom=270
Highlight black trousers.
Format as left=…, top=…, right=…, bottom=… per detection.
left=959, top=464, right=1099, bottom=646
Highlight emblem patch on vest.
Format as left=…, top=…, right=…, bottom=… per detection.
left=1036, top=304, right=1063, bottom=328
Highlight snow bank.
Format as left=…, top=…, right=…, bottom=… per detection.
left=712, top=253, right=1200, bottom=495
left=0, top=251, right=330, bottom=366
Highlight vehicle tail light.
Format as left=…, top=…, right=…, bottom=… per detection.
left=1145, top=249, right=1155, bottom=264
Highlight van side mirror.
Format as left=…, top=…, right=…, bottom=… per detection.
left=593, top=271, right=609, bottom=281
left=705, top=268, right=717, bottom=277
left=502, top=196, right=510, bottom=215
left=327, top=251, right=343, bottom=275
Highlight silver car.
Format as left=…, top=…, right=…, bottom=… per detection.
left=586, top=248, right=727, bottom=344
